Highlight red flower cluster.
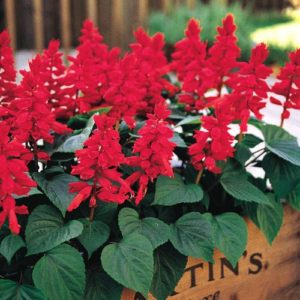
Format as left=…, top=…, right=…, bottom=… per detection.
left=0, top=123, right=36, bottom=234
left=68, top=115, right=132, bottom=211
left=0, top=30, right=16, bottom=117
left=207, top=14, right=240, bottom=92
left=227, top=43, right=272, bottom=131
left=40, top=40, right=75, bottom=119
left=172, top=15, right=240, bottom=111
left=67, top=21, right=173, bottom=128
left=270, top=49, right=300, bottom=126
left=172, top=19, right=209, bottom=110
left=189, top=107, right=235, bottom=173
left=68, top=20, right=120, bottom=114
left=8, top=54, right=72, bottom=159
left=126, top=102, right=175, bottom=204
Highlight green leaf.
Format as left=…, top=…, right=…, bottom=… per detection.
left=33, top=171, right=79, bottom=216
left=0, top=279, right=46, bottom=300
left=151, top=243, right=187, bottom=300
left=118, top=208, right=170, bottom=249
left=169, top=212, right=214, bottom=262
left=77, top=219, right=110, bottom=258
left=171, top=133, right=187, bottom=148
left=33, top=244, right=85, bottom=300
left=175, top=116, right=201, bottom=127
left=242, top=134, right=263, bottom=148
left=0, top=235, right=25, bottom=264
left=235, top=143, right=252, bottom=165
left=260, top=125, right=300, bottom=166
left=287, top=182, right=300, bottom=210
left=84, top=268, right=123, bottom=300
left=56, top=115, right=95, bottom=153
left=153, top=175, right=203, bottom=206
left=25, top=205, right=83, bottom=255
left=212, top=213, right=248, bottom=267
left=221, top=173, right=270, bottom=204
left=101, top=233, right=154, bottom=297
left=94, top=202, right=118, bottom=224
left=262, top=153, right=300, bottom=198
left=257, top=196, right=283, bottom=245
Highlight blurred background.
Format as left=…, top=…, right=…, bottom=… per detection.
left=1, top=0, right=300, bottom=67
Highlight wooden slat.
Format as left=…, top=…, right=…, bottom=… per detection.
left=186, top=0, right=196, bottom=9
left=138, top=0, right=149, bottom=25
left=111, top=0, right=123, bottom=48
left=87, top=0, right=98, bottom=24
left=122, top=206, right=300, bottom=300
left=33, top=0, right=44, bottom=52
left=4, top=0, right=16, bottom=51
left=60, top=0, right=71, bottom=55
left=162, top=0, right=172, bottom=14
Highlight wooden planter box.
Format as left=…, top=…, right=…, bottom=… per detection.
left=122, top=206, right=300, bottom=300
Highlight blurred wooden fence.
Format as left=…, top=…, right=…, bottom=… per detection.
left=2, top=0, right=294, bottom=52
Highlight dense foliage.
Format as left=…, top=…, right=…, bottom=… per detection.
left=0, top=14, right=300, bottom=300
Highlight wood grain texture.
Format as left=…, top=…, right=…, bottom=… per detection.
left=122, top=206, right=300, bottom=300
left=4, top=0, right=16, bottom=50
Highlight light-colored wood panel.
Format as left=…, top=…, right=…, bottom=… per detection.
left=87, top=0, right=98, bottom=24
left=4, top=0, right=16, bottom=51
left=33, top=0, right=44, bottom=53
left=122, top=206, right=300, bottom=300
left=60, top=0, right=71, bottom=55
left=111, top=0, right=123, bottom=47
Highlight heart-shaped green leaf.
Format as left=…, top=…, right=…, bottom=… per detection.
left=33, top=170, right=79, bottom=216
left=262, top=153, right=300, bottom=197
left=153, top=175, right=203, bottom=206
left=169, top=212, right=214, bottom=262
left=77, top=219, right=110, bottom=258
left=257, top=196, right=283, bottom=245
left=0, top=234, right=25, bottom=264
left=0, top=279, right=46, bottom=300
left=84, top=268, right=123, bottom=300
left=221, top=173, right=270, bottom=204
left=211, top=213, right=248, bottom=267
left=287, top=182, right=300, bottom=210
left=33, top=244, right=85, bottom=300
left=101, top=233, right=154, bottom=297
left=118, top=208, right=170, bottom=249
left=260, top=125, right=300, bottom=166
left=25, top=205, right=83, bottom=255
left=151, top=243, right=187, bottom=300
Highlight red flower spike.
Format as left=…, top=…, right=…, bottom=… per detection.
left=68, top=115, right=132, bottom=210
left=0, top=123, right=36, bottom=234
left=0, top=30, right=16, bottom=117
left=270, top=48, right=300, bottom=126
left=172, top=19, right=212, bottom=110
left=8, top=54, right=72, bottom=152
left=207, top=14, right=240, bottom=95
left=189, top=107, right=235, bottom=174
left=0, top=195, right=29, bottom=235
left=227, top=43, right=272, bottom=131
left=130, top=28, right=173, bottom=114
left=68, top=20, right=121, bottom=114
left=40, top=40, right=76, bottom=119
left=125, top=102, right=175, bottom=204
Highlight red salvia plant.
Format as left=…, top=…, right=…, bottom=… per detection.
left=67, top=114, right=133, bottom=212
left=0, top=17, right=300, bottom=300
left=0, top=30, right=16, bottom=118
left=270, top=48, right=300, bottom=127
left=0, top=123, right=36, bottom=234
left=125, top=101, right=176, bottom=204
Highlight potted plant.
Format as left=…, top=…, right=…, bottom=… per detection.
left=0, top=15, right=299, bottom=300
